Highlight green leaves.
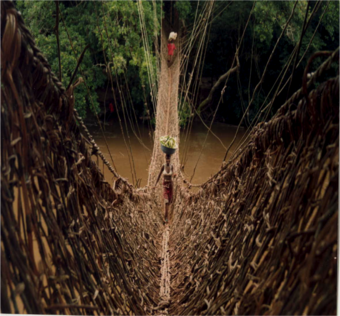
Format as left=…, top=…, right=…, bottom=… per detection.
left=16, top=0, right=338, bottom=126
left=174, top=1, right=192, bottom=21
left=178, top=98, right=191, bottom=128
left=17, top=0, right=161, bottom=119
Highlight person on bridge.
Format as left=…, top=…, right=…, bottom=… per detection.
left=167, top=39, right=176, bottom=64
left=109, top=102, right=114, bottom=114
left=106, top=102, right=114, bottom=118
left=154, top=154, right=176, bottom=223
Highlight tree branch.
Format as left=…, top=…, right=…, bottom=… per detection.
left=198, top=53, right=240, bottom=113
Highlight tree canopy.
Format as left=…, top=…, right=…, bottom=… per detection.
left=16, top=0, right=339, bottom=126
left=16, top=0, right=160, bottom=118
left=190, top=0, right=339, bottom=124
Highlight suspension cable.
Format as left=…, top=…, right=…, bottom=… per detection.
left=227, top=0, right=327, bottom=161
left=59, top=7, right=118, bottom=173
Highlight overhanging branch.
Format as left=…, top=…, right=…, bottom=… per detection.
left=198, top=53, right=240, bottom=113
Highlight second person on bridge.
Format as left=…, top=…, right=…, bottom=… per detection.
left=167, top=36, right=176, bottom=65
left=154, top=154, right=176, bottom=224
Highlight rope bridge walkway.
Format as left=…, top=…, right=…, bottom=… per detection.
left=1, top=2, right=338, bottom=315
left=148, top=19, right=181, bottom=315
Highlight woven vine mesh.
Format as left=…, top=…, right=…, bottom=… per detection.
left=1, top=2, right=339, bottom=315
left=1, top=2, right=162, bottom=314
left=171, top=73, right=338, bottom=314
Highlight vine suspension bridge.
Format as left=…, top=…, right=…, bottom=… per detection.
left=1, top=2, right=338, bottom=315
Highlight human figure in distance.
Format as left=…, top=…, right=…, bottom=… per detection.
left=109, top=102, right=114, bottom=114
left=154, top=154, right=176, bottom=223
left=167, top=38, right=176, bottom=64
left=106, top=102, right=114, bottom=120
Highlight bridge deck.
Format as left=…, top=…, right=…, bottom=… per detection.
left=1, top=2, right=338, bottom=315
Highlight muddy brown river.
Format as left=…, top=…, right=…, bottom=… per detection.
left=89, top=120, right=246, bottom=187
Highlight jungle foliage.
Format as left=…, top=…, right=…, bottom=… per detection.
left=16, top=0, right=160, bottom=118
left=196, top=0, right=339, bottom=124
left=16, top=1, right=339, bottom=126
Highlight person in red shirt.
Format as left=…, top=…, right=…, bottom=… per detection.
left=167, top=39, right=176, bottom=64
left=153, top=154, right=177, bottom=223
left=107, top=102, right=114, bottom=122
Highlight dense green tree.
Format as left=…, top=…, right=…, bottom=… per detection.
left=16, top=0, right=161, bottom=119
left=16, top=0, right=339, bottom=125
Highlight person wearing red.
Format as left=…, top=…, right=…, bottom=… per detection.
left=109, top=102, right=114, bottom=113
left=153, top=154, right=177, bottom=223
left=167, top=39, right=176, bottom=64
left=107, top=102, right=114, bottom=122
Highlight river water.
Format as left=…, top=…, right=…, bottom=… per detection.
left=89, top=120, right=246, bottom=187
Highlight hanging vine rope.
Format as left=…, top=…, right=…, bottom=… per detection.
left=179, top=2, right=215, bottom=167
left=59, top=8, right=119, bottom=174
left=187, top=1, right=254, bottom=183
left=137, top=0, right=158, bottom=113
left=96, top=4, right=138, bottom=185
left=1, top=2, right=338, bottom=316
left=227, top=1, right=328, bottom=162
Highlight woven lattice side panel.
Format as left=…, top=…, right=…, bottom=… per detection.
left=170, top=75, right=338, bottom=315
left=1, top=3, right=162, bottom=314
